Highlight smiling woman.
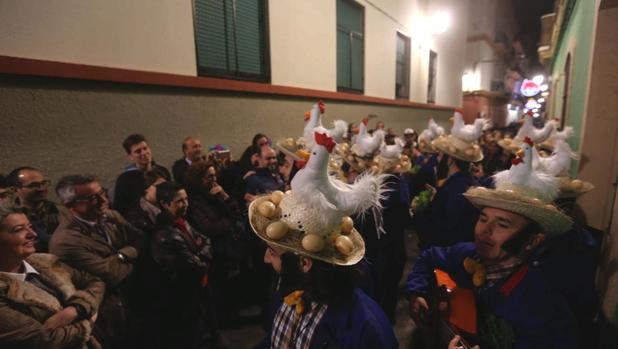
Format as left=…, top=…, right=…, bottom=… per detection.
left=0, top=197, right=105, bottom=349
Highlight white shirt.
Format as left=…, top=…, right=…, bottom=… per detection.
left=0, top=260, right=39, bottom=282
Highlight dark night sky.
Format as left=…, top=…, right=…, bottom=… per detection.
left=511, top=0, right=556, bottom=58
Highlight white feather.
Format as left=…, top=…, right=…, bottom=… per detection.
left=533, top=139, right=578, bottom=176
left=549, top=125, right=574, bottom=142
left=329, top=120, right=348, bottom=143
left=419, top=118, right=444, bottom=143
left=302, top=102, right=348, bottom=147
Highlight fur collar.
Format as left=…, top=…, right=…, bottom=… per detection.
left=0, top=254, right=77, bottom=313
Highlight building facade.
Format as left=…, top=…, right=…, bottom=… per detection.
left=0, top=0, right=468, bottom=187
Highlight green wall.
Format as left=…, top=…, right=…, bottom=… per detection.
left=550, top=0, right=597, bottom=176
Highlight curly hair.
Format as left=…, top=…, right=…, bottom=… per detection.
left=0, top=194, right=24, bottom=227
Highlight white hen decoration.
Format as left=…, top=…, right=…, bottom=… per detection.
left=532, top=139, right=578, bottom=176
left=280, top=128, right=385, bottom=237
left=516, top=112, right=558, bottom=143
left=353, top=118, right=385, bottom=157
left=419, top=118, right=445, bottom=144
left=451, top=109, right=490, bottom=142
left=494, top=137, right=558, bottom=202
left=303, top=101, right=348, bottom=148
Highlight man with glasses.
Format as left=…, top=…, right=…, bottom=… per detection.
left=244, top=145, right=285, bottom=205
left=50, top=174, right=144, bottom=349
left=6, top=167, right=70, bottom=252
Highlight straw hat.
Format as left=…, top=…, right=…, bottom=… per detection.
left=464, top=137, right=572, bottom=236
left=433, top=135, right=484, bottom=162
left=431, top=110, right=486, bottom=162
left=249, top=128, right=385, bottom=265
left=275, top=138, right=310, bottom=161
left=556, top=177, right=594, bottom=198
left=249, top=194, right=365, bottom=265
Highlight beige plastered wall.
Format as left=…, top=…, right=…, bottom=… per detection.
left=579, top=4, right=618, bottom=332
left=0, top=0, right=466, bottom=106
left=0, top=75, right=453, bottom=195
left=0, top=0, right=197, bottom=76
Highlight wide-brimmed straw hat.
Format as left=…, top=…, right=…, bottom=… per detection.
left=464, top=138, right=572, bottom=236
left=249, top=194, right=365, bottom=265
left=497, top=137, right=522, bottom=155
left=249, top=128, right=385, bottom=266
left=432, top=135, right=484, bottom=162
left=556, top=177, right=594, bottom=198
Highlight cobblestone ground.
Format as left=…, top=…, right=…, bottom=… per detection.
left=221, top=230, right=421, bottom=348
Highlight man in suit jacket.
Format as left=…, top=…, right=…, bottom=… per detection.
left=172, top=137, right=205, bottom=186
left=50, top=174, right=143, bottom=349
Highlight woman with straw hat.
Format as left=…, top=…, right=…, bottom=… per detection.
left=406, top=138, right=577, bottom=348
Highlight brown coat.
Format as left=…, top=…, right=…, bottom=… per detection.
left=0, top=253, right=105, bottom=349
left=49, top=210, right=143, bottom=347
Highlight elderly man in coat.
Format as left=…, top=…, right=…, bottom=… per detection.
left=0, top=196, right=105, bottom=349
left=49, top=175, right=143, bottom=348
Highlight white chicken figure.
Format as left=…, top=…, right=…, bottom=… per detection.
left=303, top=101, right=348, bottom=148
left=419, top=118, right=445, bottom=144
left=353, top=118, right=385, bottom=157
left=451, top=109, right=490, bottom=142
left=280, top=128, right=385, bottom=237
left=548, top=124, right=574, bottom=142
left=379, top=137, right=405, bottom=159
left=494, top=136, right=558, bottom=202
left=516, top=112, right=558, bottom=143
left=532, top=139, right=578, bottom=176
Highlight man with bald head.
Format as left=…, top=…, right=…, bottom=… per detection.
left=172, top=137, right=204, bottom=186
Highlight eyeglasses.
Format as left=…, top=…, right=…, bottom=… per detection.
left=20, top=180, right=50, bottom=190
left=73, top=188, right=108, bottom=203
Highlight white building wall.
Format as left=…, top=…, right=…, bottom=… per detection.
left=268, top=1, right=337, bottom=91
left=0, top=0, right=197, bottom=76
left=0, top=0, right=467, bottom=106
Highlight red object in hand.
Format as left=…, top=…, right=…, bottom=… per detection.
left=314, top=132, right=336, bottom=153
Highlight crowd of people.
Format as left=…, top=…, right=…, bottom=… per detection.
left=0, top=104, right=601, bottom=349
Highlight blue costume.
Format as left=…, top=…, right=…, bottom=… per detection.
left=406, top=243, right=578, bottom=349
left=255, top=288, right=398, bottom=349
left=413, top=171, right=479, bottom=248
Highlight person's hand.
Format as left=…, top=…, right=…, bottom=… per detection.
left=448, top=335, right=479, bottom=349
left=425, top=184, right=437, bottom=201
left=43, top=306, right=78, bottom=329
left=409, top=296, right=429, bottom=325
left=209, top=184, right=229, bottom=200
left=244, top=193, right=256, bottom=204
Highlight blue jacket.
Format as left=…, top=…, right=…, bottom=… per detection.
left=413, top=171, right=479, bottom=248
left=406, top=243, right=578, bottom=349
left=255, top=288, right=398, bottom=349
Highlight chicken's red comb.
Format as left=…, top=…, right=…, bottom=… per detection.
left=314, top=132, right=336, bottom=153
left=526, top=110, right=534, bottom=117
left=318, top=100, right=325, bottom=114
left=523, top=137, right=533, bottom=146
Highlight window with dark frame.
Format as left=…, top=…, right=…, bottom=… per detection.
left=395, top=32, right=410, bottom=99
left=428, top=50, right=438, bottom=103
left=193, top=0, right=269, bottom=82
left=337, top=0, right=364, bottom=93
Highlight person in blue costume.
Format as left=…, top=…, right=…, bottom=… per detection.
left=248, top=127, right=397, bottom=349
left=407, top=138, right=579, bottom=349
